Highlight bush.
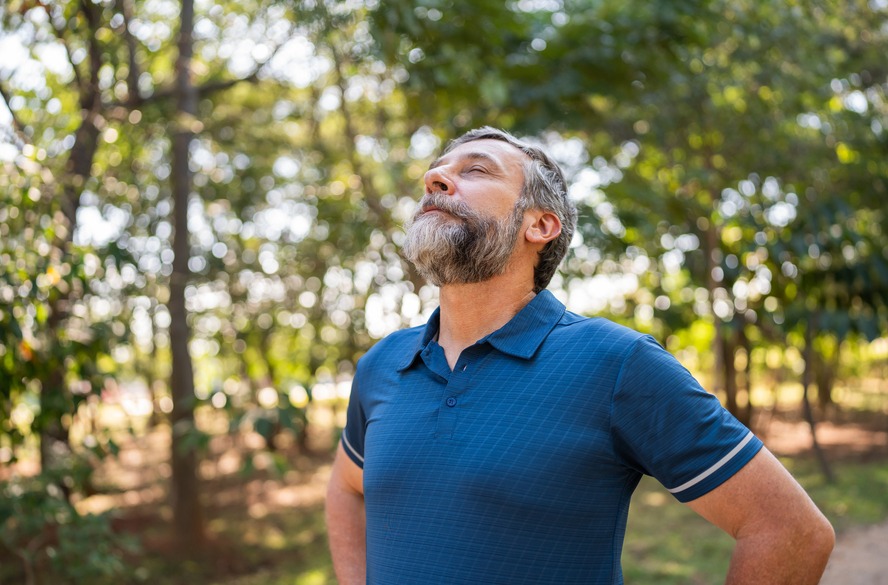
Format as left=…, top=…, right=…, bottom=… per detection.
left=0, top=473, right=139, bottom=585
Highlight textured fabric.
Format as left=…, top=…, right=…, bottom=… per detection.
left=342, top=290, right=762, bottom=585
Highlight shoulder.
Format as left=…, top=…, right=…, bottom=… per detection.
left=356, top=323, right=425, bottom=373
left=550, top=310, right=648, bottom=356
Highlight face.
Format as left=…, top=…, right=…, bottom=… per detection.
left=423, top=139, right=527, bottom=218
left=403, top=139, right=529, bottom=286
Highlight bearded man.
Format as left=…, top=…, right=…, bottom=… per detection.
left=325, top=127, right=834, bottom=585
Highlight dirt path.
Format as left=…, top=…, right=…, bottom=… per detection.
left=820, top=521, right=888, bottom=585
left=757, top=416, right=888, bottom=585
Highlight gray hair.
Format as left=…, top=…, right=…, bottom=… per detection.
left=445, top=126, right=578, bottom=292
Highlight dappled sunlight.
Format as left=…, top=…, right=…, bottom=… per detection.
left=267, top=467, right=331, bottom=509
left=762, top=417, right=888, bottom=460
left=641, top=490, right=669, bottom=507
left=2, top=0, right=888, bottom=583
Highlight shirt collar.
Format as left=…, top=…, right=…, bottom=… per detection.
left=397, top=308, right=442, bottom=372
left=396, top=289, right=566, bottom=371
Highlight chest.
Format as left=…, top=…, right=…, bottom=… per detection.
left=361, top=351, right=633, bottom=514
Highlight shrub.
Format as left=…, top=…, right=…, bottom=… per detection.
left=0, top=473, right=139, bottom=585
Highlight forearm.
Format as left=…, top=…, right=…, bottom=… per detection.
left=725, top=520, right=834, bottom=584
left=326, top=480, right=367, bottom=585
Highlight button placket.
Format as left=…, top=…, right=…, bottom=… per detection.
left=436, top=361, right=472, bottom=439
left=434, top=344, right=491, bottom=440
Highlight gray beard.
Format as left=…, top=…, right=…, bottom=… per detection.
left=403, top=194, right=525, bottom=286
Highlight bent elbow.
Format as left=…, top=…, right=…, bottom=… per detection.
left=795, top=510, right=835, bottom=568
left=813, top=515, right=836, bottom=558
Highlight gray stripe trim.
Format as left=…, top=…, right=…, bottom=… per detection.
left=667, top=431, right=755, bottom=494
left=341, top=430, right=364, bottom=464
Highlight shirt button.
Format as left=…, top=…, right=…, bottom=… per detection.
left=461, top=364, right=467, bottom=372
left=445, top=396, right=457, bottom=407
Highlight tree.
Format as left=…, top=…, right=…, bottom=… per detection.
left=0, top=0, right=135, bottom=487
left=167, top=0, right=205, bottom=552
left=1, top=0, right=303, bottom=549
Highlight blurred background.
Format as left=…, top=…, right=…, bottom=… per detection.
left=1, top=0, right=887, bottom=583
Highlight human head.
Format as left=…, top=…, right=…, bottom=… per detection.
left=442, top=126, right=577, bottom=291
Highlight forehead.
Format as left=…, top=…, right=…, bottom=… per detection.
left=431, top=139, right=528, bottom=172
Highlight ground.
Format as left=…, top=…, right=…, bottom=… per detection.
left=821, top=521, right=888, bottom=585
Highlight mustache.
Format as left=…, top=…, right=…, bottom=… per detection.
left=414, top=193, right=474, bottom=221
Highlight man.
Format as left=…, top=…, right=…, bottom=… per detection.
left=326, top=127, right=834, bottom=584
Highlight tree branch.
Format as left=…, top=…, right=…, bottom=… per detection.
left=328, top=32, right=395, bottom=231
left=108, top=68, right=257, bottom=109
left=58, top=0, right=104, bottom=229
left=107, top=32, right=292, bottom=110
left=0, top=82, right=31, bottom=149
left=116, top=0, right=142, bottom=106
left=0, top=82, right=60, bottom=190
left=80, top=0, right=102, bottom=111
left=39, top=1, right=84, bottom=92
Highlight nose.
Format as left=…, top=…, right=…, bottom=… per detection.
left=423, top=166, right=454, bottom=195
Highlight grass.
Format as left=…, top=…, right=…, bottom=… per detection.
left=789, top=457, right=888, bottom=532
left=622, top=476, right=733, bottom=584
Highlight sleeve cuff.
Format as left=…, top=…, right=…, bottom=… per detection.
left=341, top=430, right=365, bottom=469
left=667, top=432, right=763, bottom=502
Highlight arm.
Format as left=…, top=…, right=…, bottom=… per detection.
left=326, top=443, right=366, bottom=585
left=686, top=447, right=835, bottom=585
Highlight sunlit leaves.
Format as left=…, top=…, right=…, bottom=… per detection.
left=0, top=153, right=123, bottom=462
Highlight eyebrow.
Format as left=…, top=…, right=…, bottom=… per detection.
left=428, top=151, right=504, bottom=172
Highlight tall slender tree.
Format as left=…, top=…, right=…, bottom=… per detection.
left=168, top=0, right=205, bottom=552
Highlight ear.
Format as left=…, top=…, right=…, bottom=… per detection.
left=525, top=211, right=562, bottom=245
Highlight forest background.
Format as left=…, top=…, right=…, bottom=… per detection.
left=1, top=0, right=888, bottom=583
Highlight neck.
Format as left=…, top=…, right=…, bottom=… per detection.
left=436, top=269, right=537, bottom=369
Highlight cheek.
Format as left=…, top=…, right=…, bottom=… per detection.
left=479, top=196, right=520, bottom=221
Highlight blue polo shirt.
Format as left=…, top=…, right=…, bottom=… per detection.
left=342, top=290, right=761, bottom=584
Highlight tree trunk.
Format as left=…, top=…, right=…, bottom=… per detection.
left=738, top=324, right=754, bottom=428
left=701, top=222, right=745, bottom=421
left=721, top=333, right=739, bottom=417
left=802, top=311, right=836, bottom=483
left=700, top=223, right=728, bottom=401
left=40, top=0, right=104, bottom=482
left=168, top=0, right=206, bottom=554
left=816, top=336, right=842, bottom=410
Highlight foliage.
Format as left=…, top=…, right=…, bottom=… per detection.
left=4, top=0, right=883, bottom=456
left=0, top=470, right=139, bottom=585
left=0, top=153, right=123, bottom=469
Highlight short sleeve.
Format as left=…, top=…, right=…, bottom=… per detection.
left=341, top=370, right=367, bottom=469
left=611, top=335, right=763, bottom=502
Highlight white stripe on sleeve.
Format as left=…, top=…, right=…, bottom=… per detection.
left=341, top=430, right=364, bottom=464
left=666, top=431, right=755, bottom=495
